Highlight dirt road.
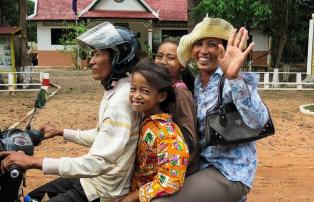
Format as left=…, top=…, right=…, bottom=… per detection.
left=1, top=69, right=313, bottom=201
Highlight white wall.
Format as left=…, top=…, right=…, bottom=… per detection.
left=250, top=29, right=269, bottom=51
left=37, top=22, right=66, bottom=51
left=95, top=0, right=146, bottom=11
left=37, top=20, right=153, bottom=52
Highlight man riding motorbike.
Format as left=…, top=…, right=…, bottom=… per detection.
left=0, top=22, right=142, bottom=202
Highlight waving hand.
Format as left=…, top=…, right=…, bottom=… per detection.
left=218, top=27, right=255, bottom=79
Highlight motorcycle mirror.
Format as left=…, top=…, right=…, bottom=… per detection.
left=35, top=89, right=48, bottom=109
left=25, top=89, right=48, bottom=130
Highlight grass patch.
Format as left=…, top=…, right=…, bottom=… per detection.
left=304, top=105, right=314, bottom=112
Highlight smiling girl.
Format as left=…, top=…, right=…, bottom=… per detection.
left=122, top=58, right=189, bottom=202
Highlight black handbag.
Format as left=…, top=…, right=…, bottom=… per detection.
left=201, top=76, right=275, bottom=147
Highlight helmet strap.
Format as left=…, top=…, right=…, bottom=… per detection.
left=101, top=73, right=121, bottom=90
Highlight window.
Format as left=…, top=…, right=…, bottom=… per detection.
left=161, top=29, right=188, bottom=40
left=51, top=28, right=75, bottom=45
left=114, top=23, right=129, bottom=29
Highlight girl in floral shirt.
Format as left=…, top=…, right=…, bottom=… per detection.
left=121, top=58, right=189, bottom=202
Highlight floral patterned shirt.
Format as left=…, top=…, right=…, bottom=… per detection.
left=131, top=113, right=189, bottom=202
left=194, top=67, right=269, bottom=188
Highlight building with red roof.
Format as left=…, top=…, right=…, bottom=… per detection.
left=29, top=0, right=189, bottom=67
left=0, top=26, right=22, bottom=72
left=29, top=0, right=269, bottom=67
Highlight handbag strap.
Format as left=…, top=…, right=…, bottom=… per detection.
left=217, top=75, right=225, bottom=106
left=217, top=75, right=228, bottom=126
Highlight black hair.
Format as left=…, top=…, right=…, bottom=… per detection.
left=159, top=37, right=180, bottom=48
left=156, top=37, right=195, bottom=93
left=131, top=57, right=176, bottom=113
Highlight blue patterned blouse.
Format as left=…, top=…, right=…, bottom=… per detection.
left=194, top=67, right=269, bottom=188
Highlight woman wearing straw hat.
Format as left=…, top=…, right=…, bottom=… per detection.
left=152, top=17, right=269, bottom=202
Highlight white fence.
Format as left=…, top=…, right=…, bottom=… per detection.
left=1, top=70, right=313, bottom=92
left=256, top=71, right=314, bottom=90
left=0, top=71, right=49, bottom=92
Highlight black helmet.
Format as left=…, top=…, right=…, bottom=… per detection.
left=76, top=22, right=141, bottom=77
left=113, top=27, right=141, bottom=76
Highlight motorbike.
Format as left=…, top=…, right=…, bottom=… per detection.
left=0, top=89, right=48, bottom=202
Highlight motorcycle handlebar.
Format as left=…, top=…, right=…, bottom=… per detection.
left=9, top=165, right=20, bottom=178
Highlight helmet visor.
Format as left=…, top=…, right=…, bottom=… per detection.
left=76, top=22, right=123, bottom=54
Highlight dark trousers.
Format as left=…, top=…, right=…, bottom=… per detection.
left=27, top=177, right=100, bottom=202
left=152, top=166, right=249, bottom=202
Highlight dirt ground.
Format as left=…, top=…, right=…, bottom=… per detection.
left=1, top=69, right=314, bottom=202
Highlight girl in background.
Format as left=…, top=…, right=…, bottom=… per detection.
left=122, top=58, right=189, bottom=202
left=154, top=38, right=199, bottom=176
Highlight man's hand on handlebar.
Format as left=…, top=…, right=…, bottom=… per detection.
left=0, top=151, right=43, bottom=172
left=39, top=123, right=64, bottom=139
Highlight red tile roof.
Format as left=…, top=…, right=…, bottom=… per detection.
left=30, top=0, right=187, bottom=21
left=145, top=0, right=187, bottom=21
left=31, top=0, right=93, bottom=20
left=0, top=26, right=22, bottom=35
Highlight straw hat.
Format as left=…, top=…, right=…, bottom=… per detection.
left=177, top=17, right=234, bottom=66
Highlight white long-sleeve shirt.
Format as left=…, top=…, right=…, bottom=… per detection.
left=42, top=77, right=141, bottom=201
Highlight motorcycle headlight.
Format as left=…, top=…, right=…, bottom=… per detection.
left=10, top=132, right=33, bottom=146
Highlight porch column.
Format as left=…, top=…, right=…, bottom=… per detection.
left=148, top=28, right=153, bottom=49
left=307, top=14, right=314, bottom=75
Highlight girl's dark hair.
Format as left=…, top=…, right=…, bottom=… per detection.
left=132, top=58, right=176, bottom=113
left=157, top=37, right=195, bottom=93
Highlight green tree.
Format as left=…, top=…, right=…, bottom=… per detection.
left=59, top=21, right=88, bottom=69
left=0, top=0, right=36, bottom=41
left=268, top=0, right=289, bottom=70
left=191, top=0, right=271, bottom=70
left=0, top=0, right=19, bottom=25
left=0, top=0, right=36, bottom=72
left=284, top=0, right=313, bottom=63
left=266, top=0, right=313, bottom=69
left=192, top=0, right=271, bottom=28
left=187, top=0, right=202, bottom=31
left=27, top=0, right=36, bottom=42
left=0, top=0, right=34, bottom=25
left=192, top=0, right=312, bottom=69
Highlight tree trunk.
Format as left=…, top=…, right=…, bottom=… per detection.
left=18, top=0, right=31, bottom=73
left=187, top=0, right=201, bottom=32
left=274, top=35, right=286, bottom=69
left=267, top=36, right=272, bottom=69
left=271, top=0, right=289, bottom=70
left=0, top=0, right=2, bottom=25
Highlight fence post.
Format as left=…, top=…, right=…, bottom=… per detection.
left=41, top=72, right=49, bottom=91
left=8, top=73, right=15, bottom=92
left=40, top=72, right=43, bottom=83
left=264, top=72, right=269, bottom=89
left=297, top=73, right=302, bottom=90
left=272, top=68, right=279, bottom=88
